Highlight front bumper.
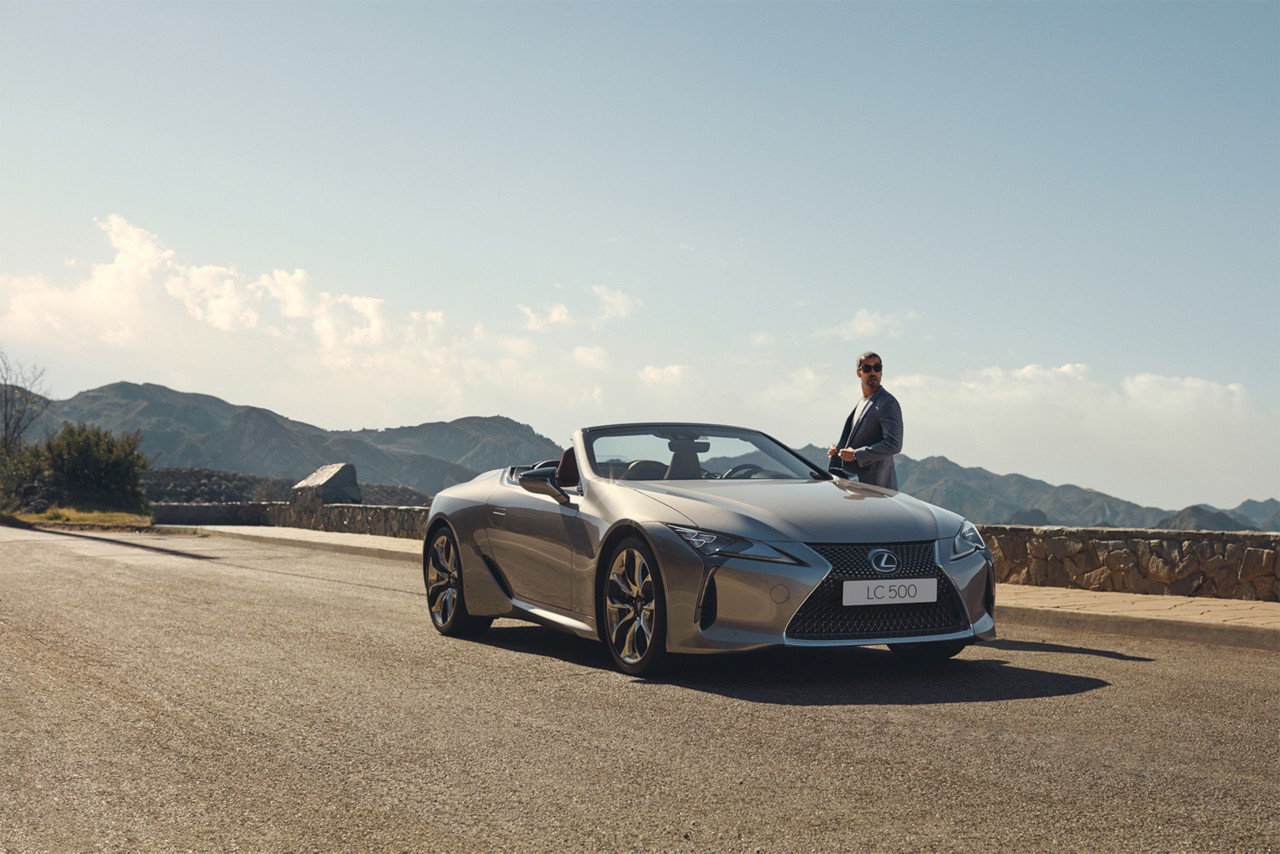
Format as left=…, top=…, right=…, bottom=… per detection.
left=643, top=523, right=997, bottom=654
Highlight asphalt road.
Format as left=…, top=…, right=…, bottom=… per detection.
left=2, top=527, right=1277, bottom=852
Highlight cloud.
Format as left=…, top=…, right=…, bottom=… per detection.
left=254, top=269, right=312, bottom=319
left=0, top=215, right=400, bottom=366
left=813, top=308, right=912, bottom=341
left=312, top=294, right=388, bottom=363
left=573, top=345, right=610, bottom=372
left=591, top=285, right=641, bottom=324
left=97, top=214, right=174, bottom=279
left=0, top=215, right=172, bottom=348
left=757, top=366, right=823, bottom=409
left=518, top=303, right=572, bottom=331
left=165, top=265, right=261, bottom=331
left=518, top=286, right=640, bottom=331
left=638, top=364, right=685, bottom=387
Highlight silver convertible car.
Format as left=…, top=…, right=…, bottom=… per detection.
left=422, top=423, right=995, bottom=675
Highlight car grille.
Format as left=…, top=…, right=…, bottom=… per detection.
left=786, top=542, right=968, bottom=640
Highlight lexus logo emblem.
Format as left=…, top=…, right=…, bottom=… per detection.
left=868, top=549, right=899, bottom=573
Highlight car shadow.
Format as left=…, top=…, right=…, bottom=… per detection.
left=985, top=638, right=1154, bottom=662
left=477, top=623, right=615, bottom=671
left=472, top=623, right=1111, bottom=706
left=652, top=648, right=1109, bottom=706
left=32, top=527, right=220, bottom=561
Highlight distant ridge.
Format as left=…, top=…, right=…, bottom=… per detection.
left=894, top=455, right=1273, bottom=531
left=790, top=445, right=1164, bottom=528
left=33, top=382, right=561, bottom=497
left=24, top=382, right=1277, bottom=529
left=897, top=455, right=1172, bottom=529
left=1155, top=505, right=1258, bottom=533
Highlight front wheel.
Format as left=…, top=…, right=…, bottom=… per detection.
left=888, top=639, right=968, bottom=662
left=424, top=527, right=492, bottom=638
left=600, top=537, right=669, bottom=676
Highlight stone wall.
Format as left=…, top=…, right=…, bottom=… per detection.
left=152, top=462, right=429, bottom=541
left=980, top=525, right=1279, bottom=602
left=153, top=502, right=275, bottom=527
left=152, top=501, right=428, bottom=541
left=262, top=502, right=427, bottom=540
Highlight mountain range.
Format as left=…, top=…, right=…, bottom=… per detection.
left=25, top=381, right=1279, bottom=532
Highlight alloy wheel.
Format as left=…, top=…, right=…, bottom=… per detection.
left=605, top=545, right=657, bottom=665
left=427, top=531, right=460, bottom=629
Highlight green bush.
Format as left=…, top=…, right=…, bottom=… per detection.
left=0, top=444, right=44, bottom=509
left=40, top=423, right=150, bottom=512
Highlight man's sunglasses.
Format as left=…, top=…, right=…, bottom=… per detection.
left=859, top=363, right=883, bottom=373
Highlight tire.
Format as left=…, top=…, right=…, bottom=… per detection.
left=424, top=527, right=492, bottom=638
left=888, top=639, right=968, bottom=662
left=600, top=536, right=669, bottom=676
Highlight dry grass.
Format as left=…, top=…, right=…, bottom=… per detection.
left=7, top=506, right=153, bottom=529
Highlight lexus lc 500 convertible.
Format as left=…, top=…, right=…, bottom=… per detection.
left=421, top=422, right=995, bottom=675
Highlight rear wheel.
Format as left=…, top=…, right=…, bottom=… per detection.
left=888, top=639, right=968, bottom=662
left=424, top=527, right=492, bottom=638
left=600, top=537, right=669, bottom=676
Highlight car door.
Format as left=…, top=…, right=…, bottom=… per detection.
left=485, top=473, right=581, bottom=609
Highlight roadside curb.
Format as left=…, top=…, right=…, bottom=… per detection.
left=156, top=525, right=421, bottom=564
left=998, top=604, right=1280, bottom=653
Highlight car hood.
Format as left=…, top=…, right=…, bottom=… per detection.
left=625, top=478, right=964, bottom=544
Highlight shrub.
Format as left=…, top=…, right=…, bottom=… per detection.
left=40, top=423, right=150, bottom=512
left=0, top=444, right=44, bottom=509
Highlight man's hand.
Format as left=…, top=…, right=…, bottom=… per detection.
left=838, top=448, right=857, bottom=462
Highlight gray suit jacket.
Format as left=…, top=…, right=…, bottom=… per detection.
left=834, top=387, right=903, bottom=490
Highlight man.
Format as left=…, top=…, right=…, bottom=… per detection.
left=827, top=350, right=903, bottom=489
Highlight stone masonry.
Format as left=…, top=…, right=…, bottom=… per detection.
left=981, top=525, right=1279, bottom=602
left=153, top=462, right=426, bottom=541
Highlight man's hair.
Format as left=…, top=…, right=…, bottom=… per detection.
left=857, top=350, right=880, bottom=367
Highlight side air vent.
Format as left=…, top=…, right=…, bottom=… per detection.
left=698, top=577, right=718, bottom=631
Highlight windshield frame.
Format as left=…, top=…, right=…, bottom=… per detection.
left=580, top=423, right=830, bottom=482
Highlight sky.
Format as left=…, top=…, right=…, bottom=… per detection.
left=1, top=0, right=1277, bottom=512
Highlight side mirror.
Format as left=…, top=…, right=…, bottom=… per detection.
left=518, top=466, right=571, bottom=504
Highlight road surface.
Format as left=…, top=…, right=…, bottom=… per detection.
left=2, top=526, right=1277, bottom=851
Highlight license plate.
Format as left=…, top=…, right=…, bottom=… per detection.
left=843, top=578, right=937, bottom=606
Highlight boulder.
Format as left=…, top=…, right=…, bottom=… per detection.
left=292, top=463, right=362, bottom=506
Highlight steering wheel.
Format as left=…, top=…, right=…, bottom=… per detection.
left=722, top=463, right=763, bottom=479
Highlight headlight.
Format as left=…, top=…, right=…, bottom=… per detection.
left=667, top=525, right=797, bottom=564
left=952, top=520, right=986, bottom=560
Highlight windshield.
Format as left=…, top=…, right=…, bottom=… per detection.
left=583, top=424, right=825, bottom=482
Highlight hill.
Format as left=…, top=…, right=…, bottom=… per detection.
left=895, top=455, right=1175, bottom=529
left=1155, top=505, right=1258, bottom=532
left=22, top=383, right=1274, bottom=528
left=792, top=445, right=1266, bottom=530
left=1228, top=498, right=1280, bottom=532
left=34, top=382, right=561, bottom=497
